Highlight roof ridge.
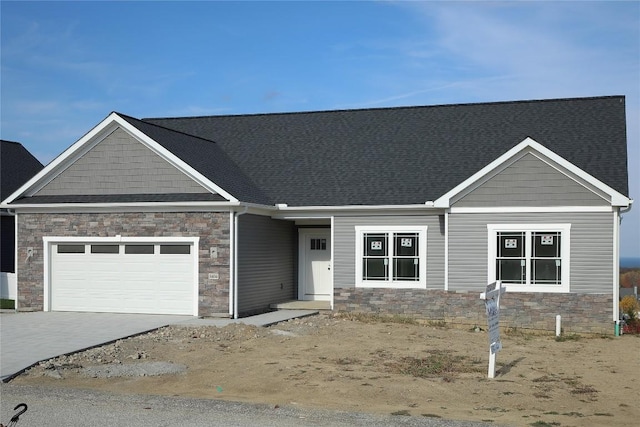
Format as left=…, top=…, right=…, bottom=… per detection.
left=115, top=112, right=219, bottom=144
left=143, top=95, right=624, bottom=121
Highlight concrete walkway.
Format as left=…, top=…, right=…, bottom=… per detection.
left=0, top=310, right=317, bottom=382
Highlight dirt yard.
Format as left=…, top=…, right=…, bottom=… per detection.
left=12, top=313, right=640, bottom=426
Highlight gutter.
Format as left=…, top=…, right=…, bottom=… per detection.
left=613, top=199, right=633, bottom=324
left=273, top=201, right=437, bottom=212
left=620, top=199, right=634, bottom=216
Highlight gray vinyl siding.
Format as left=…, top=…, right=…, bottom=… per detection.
left=452, top=153, right=609, bottom=207
left=36, top=127, right=209, bottom=196
left=334, top=215, right=445, bottom=289
left=237, top=214, right=296, bottom=314
left=448, top=212, right=614, bottom=293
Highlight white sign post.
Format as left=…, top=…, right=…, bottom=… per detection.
left=480, top=281, right=506, bottom=379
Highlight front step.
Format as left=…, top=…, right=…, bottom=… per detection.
left=270, top=300, right=331, bottom=310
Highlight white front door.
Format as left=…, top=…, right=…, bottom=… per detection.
left=299, top=229, right=332, bottom=301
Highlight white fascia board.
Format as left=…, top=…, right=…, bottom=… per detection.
left=271, top=203, right=442, bottom=219
left=7, top=201, right=240, bottom=214
left=275, top=203, right=440, bottom=212
left=450, top=206, right=614, bottom=214
left=434, top=137, right=631, bottom=208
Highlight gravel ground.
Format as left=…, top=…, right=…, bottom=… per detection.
left=0, top=383, right=499, bottom=427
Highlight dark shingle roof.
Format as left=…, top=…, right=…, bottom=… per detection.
left=144, top=96, right=629, bottom=207
left=1, top=140, right=44, bottom=201
left=118, top=114, right=272, bottom=204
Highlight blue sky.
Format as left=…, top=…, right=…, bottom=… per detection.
left=1, top=1, right=639, bottom=257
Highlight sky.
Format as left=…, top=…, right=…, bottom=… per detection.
left=1, top=0, right=639, bottom=257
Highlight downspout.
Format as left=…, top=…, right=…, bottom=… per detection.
left=613, top=208, right=620, bottom=323
left=444, top=210, right=449, bottom=291
left=233, top=206, right=248, bottom=319
left=12, top=210, right=18, bottom=312
left=229, top=210, right=234, bottom=318
left=614, top=200, right=634, bottom=323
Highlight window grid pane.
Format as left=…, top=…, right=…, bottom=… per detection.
left=496, top=232, right=525, bottom=284
left=365, top=234, right=387, bottom=256
left=531, top=232, right=561, bottom=284
left=497, top=232, right=525, bottom=258
left=363, top=259, right=388, bottom=280
left=393, top=233, right=419, bottom=281
left=497, top=259, right=525, bottom=284
left=363, top=233, right=388, bottom=280
left=532, top=259, right=561, bottom=284
left=394, top=258, right=419, bottom=281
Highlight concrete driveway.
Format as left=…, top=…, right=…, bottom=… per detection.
left=0, top=312, right=193, bottom=381
left=0, top=309, right=317, bottom=382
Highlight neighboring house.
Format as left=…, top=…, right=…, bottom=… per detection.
left=0, top=96, right=632, bottom=333
left=1, top=140, right=44, bottom=300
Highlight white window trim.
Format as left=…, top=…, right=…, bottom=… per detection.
left=487, top=224, right=571, bottom=293
left=355, top=225, right=427, bottom=289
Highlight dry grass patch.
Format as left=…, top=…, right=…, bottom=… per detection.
left=385, top=349, right=483, bottom=381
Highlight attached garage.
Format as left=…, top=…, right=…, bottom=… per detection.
left=45, top=237, right=199, bottom=315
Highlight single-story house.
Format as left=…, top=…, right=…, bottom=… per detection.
left=1, top=96, right=632, bottom=333
left=1, top=140, right=44, bottom=300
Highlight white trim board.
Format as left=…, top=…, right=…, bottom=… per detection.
left=450, top=206, right=614, bottom=214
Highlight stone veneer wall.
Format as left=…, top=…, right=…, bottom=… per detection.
left=17, top=212, right=230, bottom=316
left=334, top=288, right=613, bottom=334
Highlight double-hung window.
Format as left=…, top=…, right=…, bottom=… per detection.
left=355, top=226, right=427, bottom=288
left=488, top=224, right=570, bottom=292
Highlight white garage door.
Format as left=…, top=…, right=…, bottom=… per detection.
left=50, top=241, right=197, bottom=315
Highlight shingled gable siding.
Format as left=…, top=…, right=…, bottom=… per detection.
left=452, top=152, right=609, bottom=207
left=236, top=214, right=296, bottom=315
left=16, top=212, right=230, bottom=316
left=35, top=127, right=209, bottom=196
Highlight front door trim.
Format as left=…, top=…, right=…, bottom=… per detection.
left=298, top=228, right=332, bottom=302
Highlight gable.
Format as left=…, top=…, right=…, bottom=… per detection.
left=451, top=152, right=610, bottom=208
left=34, top=127, right=210, bottom=197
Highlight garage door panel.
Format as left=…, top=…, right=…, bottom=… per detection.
left=51, top=241, right=196, bottom=315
